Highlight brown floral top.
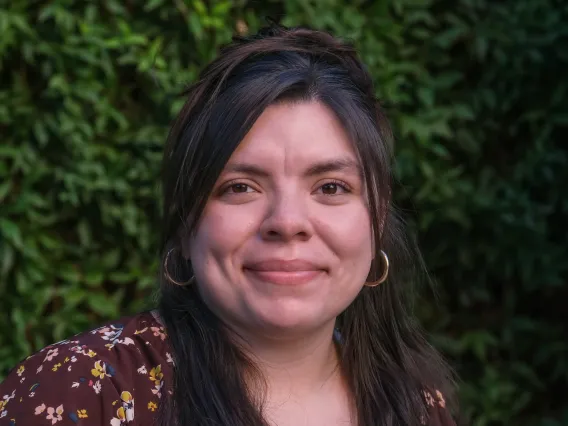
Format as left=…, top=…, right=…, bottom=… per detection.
left=0, top=311, right=454, bottom=426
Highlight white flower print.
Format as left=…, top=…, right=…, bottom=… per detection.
left=3, top=390, right=15, bottom=402
left=150, top=327, right=166, bottom=341
left=44, top=348, right=59, bottom=362
left=137, top=365, right=147, bottom=375
left=110, top=391, right=134, bottom=426
left=105, top=337, right=135, bottom=350
left=151, top=381, right=163, bottom=399
left=45, top=404, right=63, bottom=424
left=92, top=324, right=125, bottom=347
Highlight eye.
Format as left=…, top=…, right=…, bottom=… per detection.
left=221, top=182, right=256, bottom=195
left=316, top=180, right=351, bottom=195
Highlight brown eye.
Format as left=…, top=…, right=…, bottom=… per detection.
left=321, top=183, right=339, bottom=195
left=231, top=183, right=249, bottom=193
left=317, top=181, right=350, bottom=196
left=222, top=182, right=256, bottom=195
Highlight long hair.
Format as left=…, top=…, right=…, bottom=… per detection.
left=157, top=23, right=455, bottom=426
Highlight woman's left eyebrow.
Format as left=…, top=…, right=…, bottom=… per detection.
left=304, top=158, right=362, bottom=179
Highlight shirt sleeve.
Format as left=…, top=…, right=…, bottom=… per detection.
left=0, top=340, right=127, bottom=426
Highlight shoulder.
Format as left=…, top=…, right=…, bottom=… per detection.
left=0, top=311, right=173, bottom=426
left=421, top=388, right=456, bottom=426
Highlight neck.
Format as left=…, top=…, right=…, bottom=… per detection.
left=233, top=321, right=341, bottom=399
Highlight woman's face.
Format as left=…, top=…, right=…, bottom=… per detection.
left=184, top=101, right=374, bottom=336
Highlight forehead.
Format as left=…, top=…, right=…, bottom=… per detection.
left=228, top=101, right=360, bottom=169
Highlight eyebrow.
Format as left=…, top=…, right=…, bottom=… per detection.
left=223, top=163, right=271, bottom=177
left=304, top=158, right=362, bottom=178
left=223, top=158, right=363, bottom=179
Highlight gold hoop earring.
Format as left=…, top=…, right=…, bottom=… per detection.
left=164, top=248, right=194, bottom=286
left=365, top=250, right=389, bottom=287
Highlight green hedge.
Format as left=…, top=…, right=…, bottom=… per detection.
left=1, top=1, right=566, bottom=425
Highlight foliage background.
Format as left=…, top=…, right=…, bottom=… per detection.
left=1, top=0, right=566, bottom=424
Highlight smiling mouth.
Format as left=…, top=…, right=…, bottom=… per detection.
left=243, top=259, right=326, bottom=286
left=244, top=269, right=324, bottom=285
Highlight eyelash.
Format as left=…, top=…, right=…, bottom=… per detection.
left=219, top=179, right=352, bottom=195
left=317, top=179, right=352, bottom=195
left=219, top=180, right=256, bottom=195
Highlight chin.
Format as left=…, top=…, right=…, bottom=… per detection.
left=252, top=302, right=333, bottom=334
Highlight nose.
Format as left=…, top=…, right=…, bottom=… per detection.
left=259, top=191, right=313, bottom=242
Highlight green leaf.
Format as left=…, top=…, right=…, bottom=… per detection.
left=87, top=292, right=118, bottom=317
left=0, top=218, right=23, bottom=248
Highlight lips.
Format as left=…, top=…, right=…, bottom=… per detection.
left=243, top=259, right=326, bottom=285
left=245, top=259, right=324, bottom=272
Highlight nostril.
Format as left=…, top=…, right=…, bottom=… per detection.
left=260, top=213, right=313, bottom=241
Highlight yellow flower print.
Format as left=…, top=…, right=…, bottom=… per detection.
left=77, top=409, right=88, bottom=418
left=0, top=391, right=15, bottom=417
left=16, top=365, right=25, bottom=376
left=121, top=391, right=134, bottom=415
left=110, top=391, right=134, bottom=425
left=110, top=406, right=126, bottom=426
left=149, top=365, right=163, bottom=386
left=52, top=363, right=62, bottom=372
left=87, top=349, right=97, bottom=358
left=91, top=360, right=107, bottom=379
left=435, top=390, right=446, bottom=408
left=148, top=402, right=157, bottom=412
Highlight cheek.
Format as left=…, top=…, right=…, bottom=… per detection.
left=189, top=203, right=261, bottom=266
left=319, top=203, right=373, bottom=255
left=314, top=203, right=374, bottom=289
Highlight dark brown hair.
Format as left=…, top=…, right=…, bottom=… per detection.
left=157, top=23, right=455, bottom=426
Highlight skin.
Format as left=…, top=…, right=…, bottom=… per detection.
left=182, top=101, right=374, bottom=425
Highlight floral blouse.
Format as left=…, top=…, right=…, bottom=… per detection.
left=0, top=311, right=454, bottom=426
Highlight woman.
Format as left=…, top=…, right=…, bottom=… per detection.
left=0, top=24, right=456, bottom=426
